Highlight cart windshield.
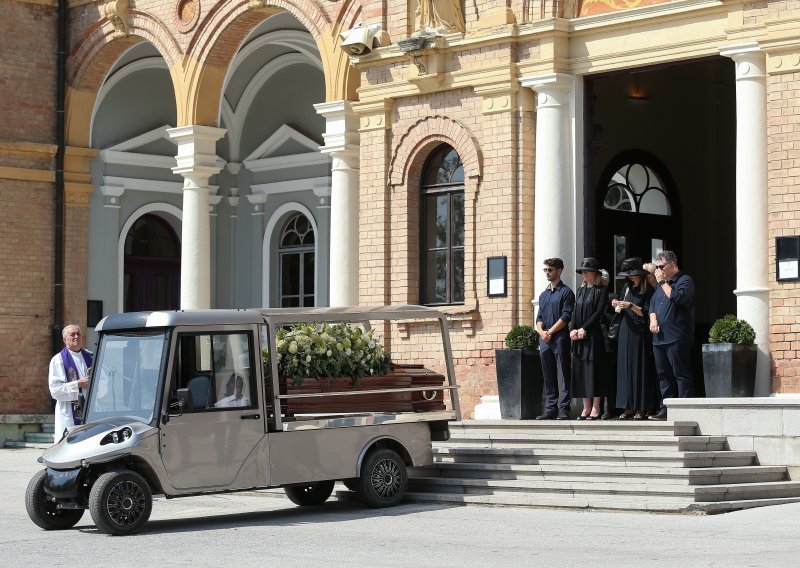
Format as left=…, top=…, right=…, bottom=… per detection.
left=84, top=330, right=168, bottom=425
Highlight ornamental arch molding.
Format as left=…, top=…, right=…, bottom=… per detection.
left=66, top=13, right=182, bottom=147
left=388, top=116, right=482, bottom=188
left=388, top=116, right=483, bottom=309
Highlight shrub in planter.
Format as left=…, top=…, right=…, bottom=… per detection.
left=495, top=325, right=542, bottom=419
left=702, top=315, right=757, bottom=398
left=708, top=314, right=755, bottom=346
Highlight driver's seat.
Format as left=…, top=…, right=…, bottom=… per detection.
left=185, top=375, right=211, bottom=409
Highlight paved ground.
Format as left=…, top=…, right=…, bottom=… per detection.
left=1, top=447, right=798, bottom=567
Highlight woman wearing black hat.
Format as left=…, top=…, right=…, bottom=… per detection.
left=612, top=257, right=658, bottom=420
left=569, top=258, right=609, bottom=420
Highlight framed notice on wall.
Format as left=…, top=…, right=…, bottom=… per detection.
left=487, top=256, right=507, bottom=297
left=776, top=236, right=800, bottom=281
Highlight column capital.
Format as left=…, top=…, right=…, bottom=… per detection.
left=168, top=125, right=227, bottom=181
left=520, top=73, right=575, bottom=109
left=314, top=100, right=360, bottom=160
left=720, top=43, right=766, bottom=80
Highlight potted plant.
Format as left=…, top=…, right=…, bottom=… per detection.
left=495, top=325, right=543, bottom=419
left=702, top=314, right=757, bottom=397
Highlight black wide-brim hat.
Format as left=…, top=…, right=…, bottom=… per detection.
left=576, top=257, right=601, bottom=273
left=617, top=257, right=647, bottom=277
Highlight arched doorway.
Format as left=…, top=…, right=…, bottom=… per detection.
left=594, top=150, right=680, bottom=295
left=278, top=213, right=315, bottom=307
left=123, top=213, right=180, bottom=311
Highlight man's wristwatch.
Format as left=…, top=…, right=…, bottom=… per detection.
left=658, top=280, right=667, bottom=286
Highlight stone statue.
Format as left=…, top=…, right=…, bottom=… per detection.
left=415, top=0, right=465, bottom=34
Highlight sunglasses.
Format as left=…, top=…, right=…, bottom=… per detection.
left=542, top=267, right=556, bottom=273
left=655, top=263, right=670, bottom=270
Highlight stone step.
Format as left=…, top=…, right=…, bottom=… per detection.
left=410, top=463, right=788, bottom=486
left=41, top=423, right=55, bottom=434
left=3, top=440, right=51, bottom=450
left=402, top=491, right=800, bottom=513
left=442, top=434, right=726, bottom=451
left=407, top=476, right=800, bottom=502
left=433, top=447, right=758, bottom=468
left=24, top=432, right=55, bottom=444
left=450, top=420, right=699, bottom=437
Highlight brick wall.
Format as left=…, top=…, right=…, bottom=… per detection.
left=767, top=70, right=800, bottom=394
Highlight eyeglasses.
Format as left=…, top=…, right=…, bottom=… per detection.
left=656, top=263, right=670, bottom=270
left=542, top=267, right=556, bottom=273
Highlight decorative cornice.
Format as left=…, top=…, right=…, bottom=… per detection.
left=0, top=166, right=53, bottom=183
left=65, top=182, right=94, bottom=208
left=0, top=141, right=57, bottom=158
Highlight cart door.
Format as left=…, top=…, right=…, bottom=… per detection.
left=160, top=328, right=268, bottom=490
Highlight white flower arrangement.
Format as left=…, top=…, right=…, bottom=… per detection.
left=262, top=322, right=392, bottom=386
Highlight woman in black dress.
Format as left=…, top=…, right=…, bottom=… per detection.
left=613, top=257, right=658, bottom=420
left=570, top=258, right=609, bottom=420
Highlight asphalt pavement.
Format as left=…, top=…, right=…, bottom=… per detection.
left=1, top=447, right=798, bottom=567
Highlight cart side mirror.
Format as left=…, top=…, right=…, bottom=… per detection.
left=169, top=388, right=190, bottom=416
left=75, top=393, right=85, bottom=423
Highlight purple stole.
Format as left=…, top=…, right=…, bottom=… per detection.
left=60, top=347, right=93, bottom=426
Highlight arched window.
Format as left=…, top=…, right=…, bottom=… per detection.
left=603, top=162, right=671, bottom=216
left=421, top=145, right=464, bottom=305
left=124, top=213, right=180, bottom=311
left=279, top=213, right=315, bottom=307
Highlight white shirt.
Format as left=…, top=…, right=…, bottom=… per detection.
left=48, top=349, right=90, bottom=441
left=214, top=394, right=250, bottom=408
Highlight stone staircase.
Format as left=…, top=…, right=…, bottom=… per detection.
left=3, top=422, right=53, bottom=449
left=406, top=420, right=800, bottom=513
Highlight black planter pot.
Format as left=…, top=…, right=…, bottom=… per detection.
left=701, top=343, right=757, bottom=397
left=495, top=349, right=544, bottom=419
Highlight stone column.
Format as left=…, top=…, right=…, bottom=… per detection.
left=720, top=43, right=770, bottom=394
left=168, top=125, right=226, bottom=310
left=315, top=100, right=360, bottom=307
left=519, top=73, right=576, bottom=309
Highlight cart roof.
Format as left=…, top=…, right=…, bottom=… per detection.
left=95, top=305, right=446, bottom=332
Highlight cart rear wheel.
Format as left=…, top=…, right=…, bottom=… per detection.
left=284, top=480, right=335, bottom=506
left=89, top=469, right=152, bottom=535
left=357, top=449, right=408, bottom=508
left=25, top=469, right=84, bottom=530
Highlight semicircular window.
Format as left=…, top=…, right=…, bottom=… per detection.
left=603, top=162, right=671, bottom=216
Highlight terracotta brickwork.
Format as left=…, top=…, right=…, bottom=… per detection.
left=767, top=69, right=800, bottom=394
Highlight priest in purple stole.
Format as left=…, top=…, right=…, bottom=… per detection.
left=48, top=324, right=92, bottom=442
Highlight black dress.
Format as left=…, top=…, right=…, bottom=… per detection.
left=615, top=283, right=658, bottom=412
left=569, top=284, right=609, bottom=398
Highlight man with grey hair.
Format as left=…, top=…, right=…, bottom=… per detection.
left=48, top=325, right=92, bottom=441
left=648, top=250, right=695, bottom=420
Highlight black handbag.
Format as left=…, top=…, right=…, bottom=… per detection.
left=607, top=289, right=629, bottom=341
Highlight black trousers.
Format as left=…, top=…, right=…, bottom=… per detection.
left=540, top=333, right=571, bottom=414
left=653, top=340, right=693, bottom=412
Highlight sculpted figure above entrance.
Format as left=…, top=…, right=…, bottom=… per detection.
left=415, top=0, right=465, bottom=34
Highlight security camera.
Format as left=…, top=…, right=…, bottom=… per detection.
left=340, top=23, right=382, bottom=57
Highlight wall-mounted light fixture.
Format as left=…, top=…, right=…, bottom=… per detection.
left=487, top=256, right=507, bottom=297
left=627, top=73, right=650, bottom=103
left=776, top=236, right=800, bottom=281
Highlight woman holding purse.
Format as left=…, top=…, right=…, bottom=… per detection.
left=613, top=257, right=658, bottom=420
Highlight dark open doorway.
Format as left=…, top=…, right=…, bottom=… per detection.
left=124, top=213, right=180, bottom=312
left=585, top=58, right=738, bottom=390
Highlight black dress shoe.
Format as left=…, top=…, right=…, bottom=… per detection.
left=556, top=413, right=570, bottom=420
left=648, top=410, right=668, bottom=421
left=535, top=413, right=557, bottom=420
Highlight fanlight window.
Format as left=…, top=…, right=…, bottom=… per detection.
left=603, top=162, right=671, bottom=216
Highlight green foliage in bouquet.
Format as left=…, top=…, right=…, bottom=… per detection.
left=504, top=325, right=538, bottom=350
left=708, top=314, right=756, bottom=346
left=262, top=322, right=392, bottom=386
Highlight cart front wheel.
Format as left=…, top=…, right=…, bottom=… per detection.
left=25, top=469, right=84, bottom=530
left=89, top=469, right=152, bottom=535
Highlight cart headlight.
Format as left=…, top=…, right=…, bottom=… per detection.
left=100, top=427, right=133, bottom=445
